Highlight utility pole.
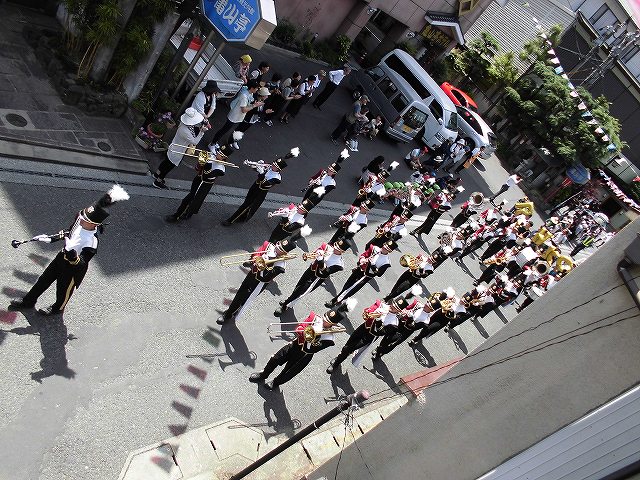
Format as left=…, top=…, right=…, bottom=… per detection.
left=228, top=390, right=370, bottom=480
left=580, top=30, right=640, bottom=88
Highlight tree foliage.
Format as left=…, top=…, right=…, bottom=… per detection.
left=449, top=31, right=500, bottom=87
left=500, top=62, right=623, bottom=167
left=487, top=51, right=519, bottom=88
left=520, top=24, right=564, bottom=64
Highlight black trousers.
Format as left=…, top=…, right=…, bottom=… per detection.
left=210, top=119, right=239, bottom=146
left=282, top=268, right=325, bottom=308
left=410, top=317, right=448, bottom=343
left=268, top=221, right=300, bottom=243
left=450, top=211, right=471, bottom=229
left=23, top=251, right=88, bottom=311
left=481, top=239, right=506, bottom=261
left=383, top=270, right=420, bottom=301
left=376, top=325, right=413, bottom=357
left=329, top=224, right=361, bottom=244
left=477, top=264, right=503, bottom=284
left=262, top=342, right=313, bottom=386
left=173, top=175, right=215, bottom=219
left=413, top=210, right=443, bottom=236
left=333, top=323, right=376, bottom=366
left=333, top=269, right=371, bottom=304
left=313, top=82, right=338, bottom=107
left=570, top=243, right=588, bottom=256
left=331, top=115, right=352, bottom=141
left=156, top=158, right=176, bottom=180
left=223, top=273, right=265, bottom=320
left=490, top=184, right=510, bottom=201
left=459, top=238, right=487, bottom=259
left=226, top=183, right=268, bottom=224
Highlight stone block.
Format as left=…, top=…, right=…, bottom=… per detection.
left=301, top=430, right=341, bottom=466
left=354, top=410, right=383, bottom=434
left=377, top=397, right=408, bottom=419
left=206, top=419, right=265, bottom=462
left=119, top=443, right=183, bottom=480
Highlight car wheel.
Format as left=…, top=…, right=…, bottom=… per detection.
left=352, top=87, right=362, bottom=100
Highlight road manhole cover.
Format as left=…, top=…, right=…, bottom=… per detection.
left=5, top=113, right=28, bottom=128
left=97, top=141, right=112, bottom=152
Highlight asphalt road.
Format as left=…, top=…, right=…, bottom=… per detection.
left=0, top=151, right=537, bottom=480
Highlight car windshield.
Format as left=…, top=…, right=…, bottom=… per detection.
left=445, top=110, right=457, bottom=130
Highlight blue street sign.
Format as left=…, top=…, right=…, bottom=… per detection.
left=566, top=163, right=591, bottom=185
left=201, top=0, right=261, bottom=42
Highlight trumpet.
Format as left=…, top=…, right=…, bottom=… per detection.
left=244, top=159, right=268, bottom=169
left=171, top=144, right=239, bottom=168
left=302, top=251, right=319, bottom=261
left=362, top=310, right=385, bottom=321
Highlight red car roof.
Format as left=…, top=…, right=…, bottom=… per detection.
left=440, top=82, right=478, bottom=110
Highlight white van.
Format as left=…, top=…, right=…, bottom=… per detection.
left=351, top=49, right=458, bottom=147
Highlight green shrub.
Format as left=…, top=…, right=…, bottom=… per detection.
left=273, top=19, right=297, bottom=44
left=335, top=34, right=351, bottom=63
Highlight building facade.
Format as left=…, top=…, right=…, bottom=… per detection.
left=274, top=0, right=494, bottom=65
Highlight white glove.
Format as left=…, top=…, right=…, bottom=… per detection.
left=33, top=234, right=52, bottom=243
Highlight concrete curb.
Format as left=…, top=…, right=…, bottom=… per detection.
left=117, top=396, right=410, bottom=480
left=0, top=138, right=148, bottom=175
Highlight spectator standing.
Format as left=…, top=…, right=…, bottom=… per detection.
left=236, top=87, right=273, bottom=135
left=442, top=138, right=466, bottom=172
left=331, top=95, right=369, bottom=143
left=249, top=61, right=270, bottom=85
left=152, top=107, right=208, bottom=188
left=265, top=76, right=296, bottom=126
left=234, top=54, right=252, bottom=84
left=453, top=145, right=485, bottom=174
left=280, top=75, right=316, bottom=123
left=313, top=64, right=351, bottom=110
left=190, top=80, right=221, bottom=126
left=208, top=79, right=262, bottom=146
left=489, top=174, right=522, bottom=204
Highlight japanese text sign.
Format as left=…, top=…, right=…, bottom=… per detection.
left=201, top=0, right=261, bottom=42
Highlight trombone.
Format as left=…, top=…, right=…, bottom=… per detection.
left=219, top=252, right=297, bottom=270
left=267, top=323, right=347, bottom=345
left=170, top=144, right=239, bottom=168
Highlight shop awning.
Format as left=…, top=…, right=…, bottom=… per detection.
left=424, top=12, right=465, bottom=45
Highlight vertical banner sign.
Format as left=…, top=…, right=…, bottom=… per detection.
left=201, top=0, right=261, bottom=42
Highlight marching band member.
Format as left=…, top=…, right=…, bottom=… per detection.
left=474, top=245, right=519, bottom=286
left=456, top=222, right=497, bottom=260
left=221, top=147, right=299, bottom=225
left=165, top=136, right=239, bottom=223
left=9, top=185, right=129, bottom=315
left=471, top=275, right=517, bottom=320
left=274, top=238, right=350, bottom=316
left=407, top=288, right=462, bottom=345
left=217, top=239, right=298, bottom=324
left=365, top=208, right=412, bottom=249
left=301, top=150, right=348, bottom=203
left=450, top=192, right=484, bottom=229
left=326, top=297, right=407, bottom=374
left=447, top=285, right=489, bottom=329
left=328, top=198, right=375, bottom=244
left=267, top=199, right=315, bottom=243
left=251, top=301, right=356, bottom=390
left=409, top=189, right=452, bottom=238
left=516, top=270, right=561, bottom=313
left=383, top=255, right=433, bottom=301
left=325, top=240, right=397, bottom=307
left=371, top=295, right=421, bottom=360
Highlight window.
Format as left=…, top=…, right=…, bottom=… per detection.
left=391, top=94, right=409, bottom=112
left=384, top=53, right=429, bottom=98
left=458, top=107, right=482, bottom=134
left=429, top=100, right=443, bottom=121
left=366, top=67, right=384, bottom=82
left=459, top=0, right=480, bottom=15
left=589, top=5, right=619, bottom=32
left=379, top=78, right=398, bottom=99
left=446, top=111, right=458, bottom=130
left=402, top=107, right=428, bottom=130
left=621, top=45, right=640, bottom=64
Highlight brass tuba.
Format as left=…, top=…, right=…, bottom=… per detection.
left=534, top=260, right=550, bottom=275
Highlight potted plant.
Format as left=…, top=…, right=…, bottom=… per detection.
left=152, top=140, right=169, bottom=153
left=134, top=127, right=153, bottom=149
left=147, top=122, right=167, bottom=138
left=157, top=111, right=176, bottom=129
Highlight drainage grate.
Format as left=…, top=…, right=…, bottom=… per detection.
left=97, top=141, right=112, bottom=152
left=5, top=113, right=28, bottom=128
